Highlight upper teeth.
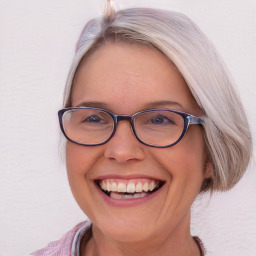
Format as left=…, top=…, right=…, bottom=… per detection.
left=99, top=179, right=160, bottom=193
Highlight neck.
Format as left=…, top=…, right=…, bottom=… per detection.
left=82, top=214, right=201, bottom=256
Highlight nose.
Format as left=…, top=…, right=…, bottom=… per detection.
left=104, top=121, right=146, bottom=163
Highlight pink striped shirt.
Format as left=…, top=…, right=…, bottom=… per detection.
left=29, top=221, right=205, bottom=256
left=29, top=221, right=91, bottom=256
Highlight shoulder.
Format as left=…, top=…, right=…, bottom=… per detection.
left=29, top=221, right=91, bottom=256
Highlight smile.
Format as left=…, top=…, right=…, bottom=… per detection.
left=95, top=178, right=164, bottom=200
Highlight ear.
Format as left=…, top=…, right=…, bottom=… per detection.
left=203, top=161, right=213, bottom=179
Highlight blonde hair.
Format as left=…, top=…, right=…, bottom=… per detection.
left=62, top=3, right=252, bottom=191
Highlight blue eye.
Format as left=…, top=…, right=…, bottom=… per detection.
left=151, top=115, right=174, bottom=125
left=85, top=115, right=103, bottom=123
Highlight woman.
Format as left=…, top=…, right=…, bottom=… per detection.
left=31, top=1, right=252, bottom=255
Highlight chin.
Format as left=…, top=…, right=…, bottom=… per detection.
left=93, top=219, right=155, bottom=243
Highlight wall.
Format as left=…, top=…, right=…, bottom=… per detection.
left=0, top=0, right=255, bottom=255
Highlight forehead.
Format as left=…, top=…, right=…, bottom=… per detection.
left=71, top=41, right=200, bottom=114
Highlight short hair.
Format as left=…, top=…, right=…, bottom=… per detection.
left=62, top=3, right=252, bottom=191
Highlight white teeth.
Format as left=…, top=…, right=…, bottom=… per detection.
left=143, top=183, right=149, bottom=192
left=101, top=181, right=107, bottom=191
left=99, top=180, right=160, bottom=194
left=107, top=181, right=111, bottom=192
left=110, top=192, right=123, bottom=199
left=112, top=182, right=117, bottom=192
left=134, top=192, right=147, bottom=198
left=110, top=192, right=149, bottom=199
left=135, top=183, right=142, bottom=192
left=117, top=183, right=126, bottom=193
left=149, top=181, right=155, bottom=191
left=123, top=194, right=134, bottom=199
left=139, top=192, right=148, bottom=198
left=133, top=193, right=141, bottom=198
left=127, top=183, right=136, bottom=193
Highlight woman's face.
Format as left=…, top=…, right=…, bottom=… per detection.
left=66, top=42, right=211, bottom=242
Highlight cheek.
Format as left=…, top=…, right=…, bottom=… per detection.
left=65, top=142, right=103, bottom=216
left=66, top=142, right=102, bottom=176
left=65, top=142, right=104, bottom=202
left=179, top=127, right=207, bottom=170
left=153, top=128, right=207, bottom=183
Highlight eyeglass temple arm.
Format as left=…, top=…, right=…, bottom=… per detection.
left=188, top=115, right=204, bottom=125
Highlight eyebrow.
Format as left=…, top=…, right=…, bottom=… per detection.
left=75, top=101, right=109, bottom=109
left=142, top=100, right=183, bottom=109
left=74, top=100, right=183, bottom=111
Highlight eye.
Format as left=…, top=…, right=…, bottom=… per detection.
left=150, top=114, right=175, bottom=125
left=84, top=114, right=103, bottom=123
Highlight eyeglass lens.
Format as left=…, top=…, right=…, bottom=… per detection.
left=62, top=109, right=185, bottom=146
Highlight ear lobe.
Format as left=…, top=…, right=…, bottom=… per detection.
left=200, top=161, right=214, bottom=192
left=203, top=161, right=213, bottom=179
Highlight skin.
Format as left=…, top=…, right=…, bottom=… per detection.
left=66, top=41, right=212, bottom=256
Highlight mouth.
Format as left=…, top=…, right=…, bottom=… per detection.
left=95, top=178, right=165, bottom=200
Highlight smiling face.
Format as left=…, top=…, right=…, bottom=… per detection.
left=66, top=41, right=211, bottom=244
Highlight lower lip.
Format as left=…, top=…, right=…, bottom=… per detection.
left=94, top=182, right=165, bottom=207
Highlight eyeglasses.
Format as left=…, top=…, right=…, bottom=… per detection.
left=58, top=107, right=204, bottom=148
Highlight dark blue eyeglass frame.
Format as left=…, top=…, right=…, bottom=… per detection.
left=58, top=107, right=204, bottom=148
